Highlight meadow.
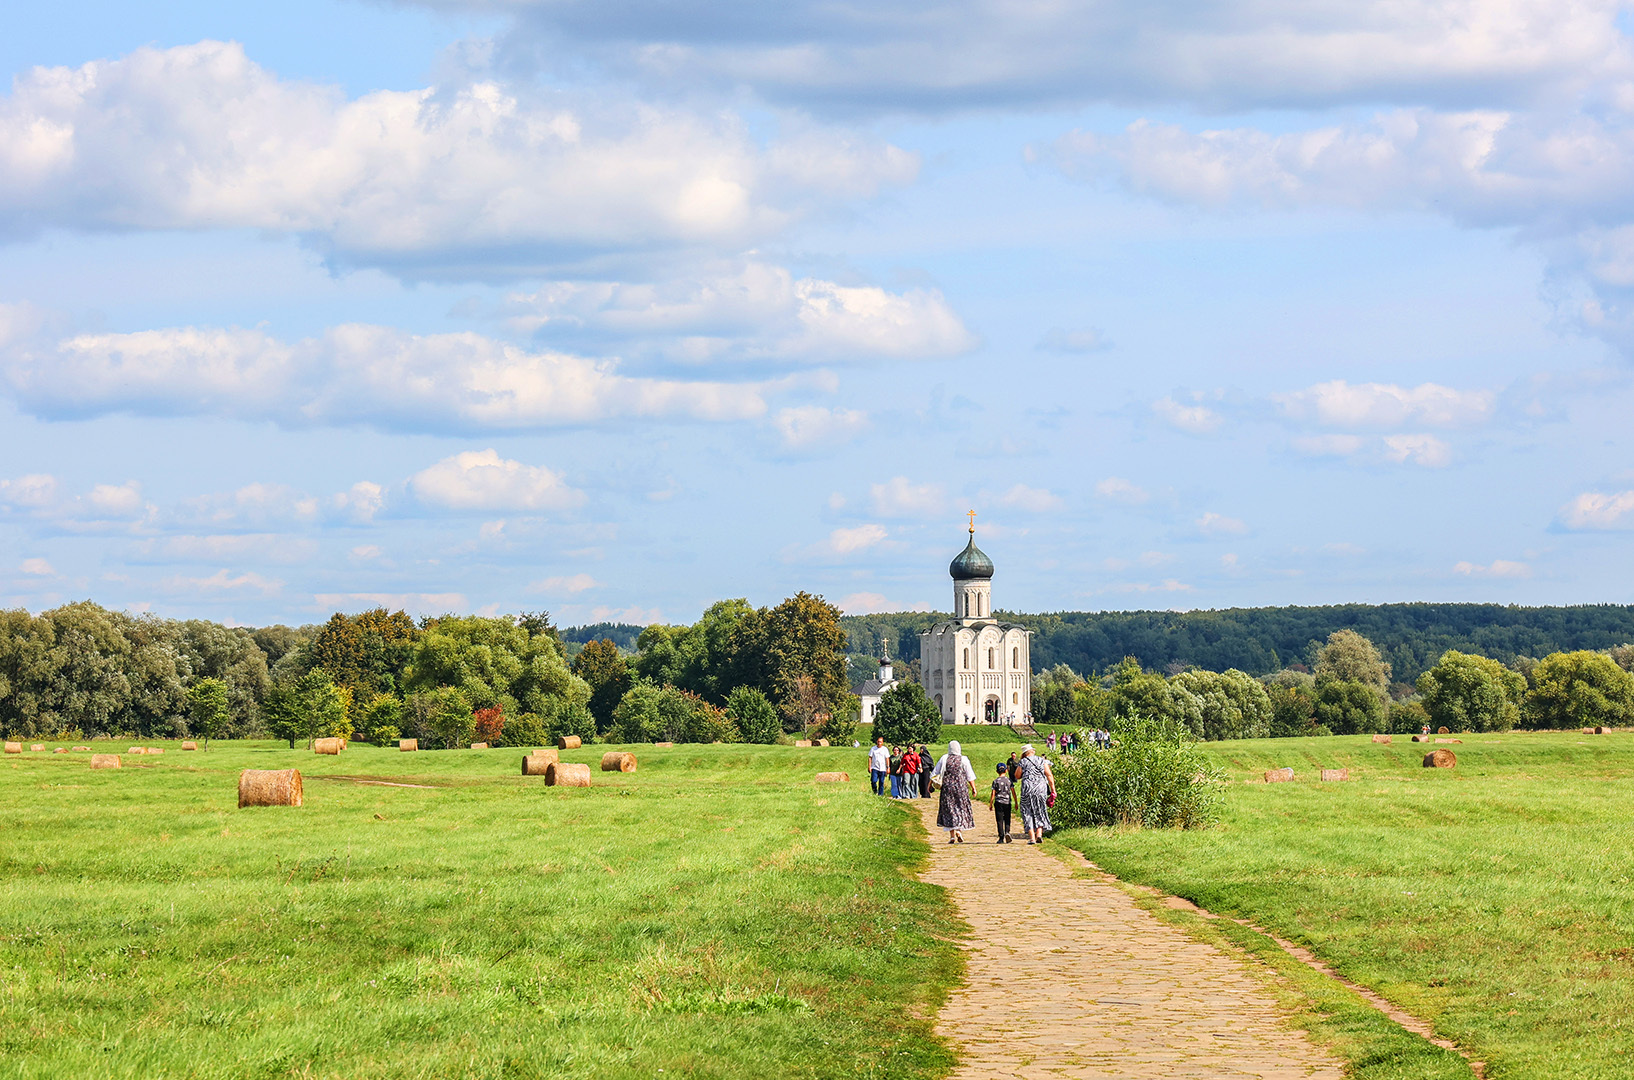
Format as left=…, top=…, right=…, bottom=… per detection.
left=0, top=740, right=957, bottom=1080
left=1052, top=731, right=1634, bottom=1080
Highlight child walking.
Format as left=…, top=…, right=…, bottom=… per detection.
left=990, top=762, right=1014, bottom=843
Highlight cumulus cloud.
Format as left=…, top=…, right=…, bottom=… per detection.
left=501, top=260, right=974, bottom=364
left=1152, top=396, right=1222, bottom=434
left=1275, top=381, right=1495, bottom=429
left=436, top=0, right=1629, bottom=114
left=1095, top=477, right=1150, bottom=505
left=409, top=450, right=585, bottom=512
left=0, top=473, right=154, bottom=528
left=1454, top=559, right=1532, bottom=578
left=869, top=476, right=945, bottom=518
left=20, top=557, right=53, bottom=576
left=1, top=321, right=768, bottom=433
left=837, top=591, right=932, bottom=615
left=1558, top=490, right=1634, bottom=529
left=0, top=42, right=917, bottom=275
left=1382, top=434, right=1452, bottom=468
left=773, top=405, right=869, bottom=449
left=1197, top=511, right=1248, bottom=536
left=1291, top=432, right=1452, bottom=467
left=798, top=524, right=892, bottom=560
left=999, top=484, right=1063, bottom=512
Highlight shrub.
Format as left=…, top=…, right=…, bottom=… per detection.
left=726, top=687, right=780, bottom=744
left=611, top=683, right=733, bottom=743
left=1050, top=713, right=1224, bottom=830
left=872, top=682, right=941, bottom=746
left=404, top=686, right=473, bottom=749
left=1313, top=678, right=1387, bottom=735
left=354, top=694, right=403, bottom=745
left=1525, top=650, right=1634, bottom=729
left=503, top=711, right=549, bottom=748
left=473, top=706, right=505, bottom=745
left=1416, top=650, right=1525, bottom=732
left=543, top=702, right=597, bottom=744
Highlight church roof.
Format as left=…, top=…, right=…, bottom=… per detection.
left=949, top=533, right=994, bottom=580
left=853, top=677, right=890, bottom=696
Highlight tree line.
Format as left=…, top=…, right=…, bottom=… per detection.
left=0, top=594, right=853, bottom=748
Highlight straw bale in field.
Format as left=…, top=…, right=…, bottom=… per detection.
left=1583, top=726, right=1608, bottom=734
left=182, top=741, right=197, bottom=750
left=399, top=738, right=418, bottom=751
left=1264, top=767, right=1295, bottom=783
left=313, top=737, right=342, bottom=755
left=545, top=761, right=591, bottom=787
left=654, top=741, right=674, bottom=748
left=90, top=754, right=120, bottom=769
left=72, top=746, right=90, bottom=752
left=816, top=739, right=830, bottom=746
left=128, top=746, right=146, bottom=754
left=793, top=739, right=812, bottom=747
left=1435, top=738, right=1462, bottom=744
left=1423, top=749, right=1457, bottom=769
left=555, top=735, right=582, bottom=749
left=1437, top=726, right=1449, bottom=734
left=470, top=742, right=488, bottom=750
left=3, top=742, right=19, bottom=754
left=53, top=747, right=67, bottom=754
left=815, top=772, right=849, bottom=783
left=522, top=752, right=561, bottom=775
left=1411, top=734, right=1429, bottom=743
left=239, top=768, right=303, bottom=807
left=30, top=743, right=44, bottom=751
left=148, top=748, right=164, bottom=755
left=1320, top=769, right=1349, bottom=782
left=600, top=751, right=637, bottom=772
left=1371, top=734, right=1391, bottom=744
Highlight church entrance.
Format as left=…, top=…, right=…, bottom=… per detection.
left=984, top=698, right=999, bottom=724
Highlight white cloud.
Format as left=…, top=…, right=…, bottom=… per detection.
left=1454, top=559, right=1532, bottom=578
left=20, top=557, right=53, bottom=576
left=1094, top=477, right=1149, bottom=505
left=0, top=474, right=59, bottom=508
left=161, top=569, right=284, bottom=596
left=332, top=482, right=386, bottom=523
left=999, top=484, right=1063, bottom=513
left=530, top=573, right=598, bottom=594
left=823, top=524, right=889, bottom=556
left=313, top=591, right=468, bottom=614
left=409, top=450, right=585, bottom=512
left=1276, top=381, right=1495, bottom=429
left=1197, top=511, right=1248, bottom=536
left=1559, top=490, right=1634, bottom=530
left=1152, top=396, right=1221, bottom=434
left=582, top=604, right=663, bottom=625
left=2, top=321, right=768, bottom=432
left=774, top=405, right=869, bottom=449
left=0, top=42, right=917, bottom=276
left=502, top=260, right=973, bottom=364
left=869, top=476, right=945, bottom=518
left=837, top=591, right=931, bottom=615
left=1382, top=434, right=1452, bottom=468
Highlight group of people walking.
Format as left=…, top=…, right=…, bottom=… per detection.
left=1045, top=729, right=1108, bottom=752
left=867, top=736, right=1058, bottom=846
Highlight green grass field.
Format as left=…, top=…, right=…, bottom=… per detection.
left=1051, top=731, right=1634, bottom=1080
left=0, top=741, right=957, bottom=1080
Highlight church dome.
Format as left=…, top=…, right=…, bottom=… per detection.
left=949, top=534, right=994, bottom=580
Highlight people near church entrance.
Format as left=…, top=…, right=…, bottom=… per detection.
left=900, top=745, right=921, bottom=798
left=932, top=740, right=978, bottom=843
left=990, top=762, right=1014, bottom=843
left=918, top=745, right=935, bottom=798
left=1016, top=744, right=1057, bottom=845
left=868, top=737, right=889, bottom=796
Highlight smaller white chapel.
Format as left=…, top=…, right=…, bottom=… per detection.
left=920, top=517, right=1032, bottom=724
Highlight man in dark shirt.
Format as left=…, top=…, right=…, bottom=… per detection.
left=990, top=762, right=1014, bottom=843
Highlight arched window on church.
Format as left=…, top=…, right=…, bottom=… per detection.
left=979, top=594, right=986, bottom=616
left=987, top=647, right=994, bottom=668
left=1012, top=646, right=1019, bottom=668
left=963, top=648, right=969, bottom=668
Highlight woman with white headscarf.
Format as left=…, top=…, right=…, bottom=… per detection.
left=1016, top=744, right=1057, bottom=844
left=932, top=739, right=978, bottom=843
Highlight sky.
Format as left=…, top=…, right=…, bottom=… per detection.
left=4, top=0, right=1634, bottom=629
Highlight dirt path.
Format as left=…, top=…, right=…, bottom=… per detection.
left=914, top=799, right=1344, bottom=1079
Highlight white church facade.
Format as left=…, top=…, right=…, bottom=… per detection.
left=919, top=522, right=1032, bottom=724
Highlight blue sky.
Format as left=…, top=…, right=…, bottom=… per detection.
left=4, top=0, right=1634, bottom=628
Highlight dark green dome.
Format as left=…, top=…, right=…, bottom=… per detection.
left=949, top=534, right=994, bottom=580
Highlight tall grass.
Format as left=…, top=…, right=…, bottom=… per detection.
left=0, top=741, right=958, bottom=1079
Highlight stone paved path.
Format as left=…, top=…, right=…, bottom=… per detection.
left=915, top=800, right=1344, bottom=1079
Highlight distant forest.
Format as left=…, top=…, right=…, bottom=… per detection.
left=827, top=603, right=1634, bottom=686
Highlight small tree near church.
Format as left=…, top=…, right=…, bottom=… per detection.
left=873, top=682, right=942, bottom=746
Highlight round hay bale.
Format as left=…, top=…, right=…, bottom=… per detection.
left=30, top=743, right=44, bottom=752
left=1435, top=737, right=1462, bottom=744
left=600, top=751, right=637, bottom=772
left=313, top=737, right=342, bottom=755
left=399, top=738, right=418, bottom=752
left=148, top=748, right=164, bottom=755
left=544, top=761, right=591, bottom=787
left=239, top=768, right=303, bottom=807
left=653, top=741, right=674, bottom=748
left=816, top=739, right=830, bottom=746
left=1437, top=726, right=1450, bottom=735
left=522, top=751, right=561, bottom=775
left=1264, top=767, right=1295, bottom=783
left=89, top=754, right=120, bottom=769
left=71, top=746, right=90, bottom=752
left=793, top=739, right=813, bottom=747
left=181, top=741, right=198, bottom=750
left=52, top=747, right=67, bottom=754
left=555, top=735, right=582, bottom=750
left=1423, top=749, right=1457, bottom=769
left=4, top=741, right=21, bottom=754
left=1371, top=734, right=1392, bottom=744
left=470, top=742, right=489, bottom=750
left=815, top=771, right=850, bottom=783
left=1320, top=768, right=1349, bottom=782
left=1411, top=734, right=1429, bottom=743
left=128, top=746, right=146, bottom=754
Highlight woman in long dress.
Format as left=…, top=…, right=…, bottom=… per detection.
left=933, top=739, right=977, bottom=844
left=1017, top=744, right=1057, bottom=845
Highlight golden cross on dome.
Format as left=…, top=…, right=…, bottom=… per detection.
left=967, top=508, right=977, bottom=534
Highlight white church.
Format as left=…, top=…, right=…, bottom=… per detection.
left=855, top=517, right=1032, bottom=725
